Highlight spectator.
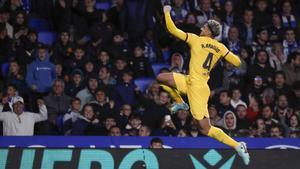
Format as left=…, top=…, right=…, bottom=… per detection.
left=261, top=88, right=276, bottom=105
left=145, top=80, right=160, bottom=101
left=1, top=84, right=19, bottom=111
left=107, top=31, right=129, bottom=59
left=252, top=27, right=272, bottom=53
left=222, top=110, right=237, bottom=137
left=52, top=30, right=75, bottom=64
left=282, top=52, right=300, bottom=85
left=177, top=128, right=189, bottom=137
left=76, top=75, right=99, bottom=109
left=269, top=12, right=284, bottom=42
left=65, top=46, right=87, bottom=73
left=272, top=71, right=291, bottom=97
left=107, top=0, right=125, bottom=29
left=221, top=0, right=237, bottom=27
left=170, top=0, right=188, bottom=24
left=0, top=96, right=47, bottom=136
left=217, top=90, right=234, bottom=117
left=208, top=103, right=222, bottom=127
left=290, top=81, right=300, bottom=110
left=230, top=87, right=247, bottom=109
left=247, top=95, right=261, bottom=123
left=247, top=49, right=275, bottom=86
left=222, top=61, right=242, bottom=89
left=113, top=71, right=137, bottom=109
left=98, top=66, right=116, bottom=96
left=149, top=137, right=163, bottom=149
left=269, top=124, right=284, bottom=138
left=116, top=104, right=132, bottom=129
left=253, top=0, right=272, bottom=27
left=71, top=104, right=102, bottom=135
left=65, top=69, right=85, bottom=97
left=262, top=105, right=279, bottom=130
left=138, top=125, right=151, bottom=136
left=223, top=26, right=243, bottom=55
left=0, top=8, right=13, bottom=38
left=63, top=98, right=81, bottom=134
left=103, top=116, right=117, bottom=135
left=89, top=88, right=115, bottom=119
left=12, top=10, right=28, bottom=42
left=125, top=114, right=142, bottom=136
left=195, top=0, right=213, bottom=26
left=250, top=118, right=267, bottom=137
left=281, top=0, right=298, bottom=29
left=282, top=29, right=299, bottom=57
left=154, top=114, right=177, bottom=136
left=173, top=109, right=191, bottom=131
left=143, top=29, right=163, bottom=63
left=178, top=12, right=199, bottom=35
left=26, top=44, right=56, bottom=94
left=0, top=23, right=13, bottom=65
left=129, top=43, right=154, bottom=78
left=44, top=79, right=72, bottom=115
left=275, top=94, right=292, bottom=120
left=96, top=49, right=112, bottom=69
left=169, top=52, right=186, bottom=74
left=247, top=75, right=265, bottom=98
left=235, top=104, right=250, bottom=130
left=287, top=114, right=300, bottom=136
left=112, top=57, right=129, bottom=82
left=15, top=30, right=38, bottom=66
left=238, top=8, right=255, bottom=46
left=109, top=126, right=122, bottom=136
left=268, top=42, right=286, bottom=71
left=83, top=60, right=97, bottom=78
left=189, top=125, right=200, bottom=137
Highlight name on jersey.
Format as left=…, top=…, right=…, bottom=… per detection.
left=201, top=44, right=220, bottom=53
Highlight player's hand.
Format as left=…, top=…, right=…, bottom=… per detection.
left=163, top=5, right=172, bottom=13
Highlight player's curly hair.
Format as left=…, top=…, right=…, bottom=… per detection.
left=207, top=19, right=221, bottom=37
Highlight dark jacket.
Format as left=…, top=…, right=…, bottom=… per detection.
left=44, top=93, right=72, bottom=115
left=113, top=82, right=137, bottom=110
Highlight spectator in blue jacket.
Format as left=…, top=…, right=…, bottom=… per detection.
left=26, top=44, right=56, bottom=94
left=113, top=71, right=137, bottom=110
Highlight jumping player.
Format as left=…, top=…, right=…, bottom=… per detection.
left=157, top=5, right=250, bottom=165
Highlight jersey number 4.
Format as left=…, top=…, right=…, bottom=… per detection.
left=202, top=53, right=213, bottom=70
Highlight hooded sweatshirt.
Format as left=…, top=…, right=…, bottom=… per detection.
left=26, top=52, right=56, bottom=93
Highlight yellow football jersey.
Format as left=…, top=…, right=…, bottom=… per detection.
left=165, top=11, right=241, bottom=82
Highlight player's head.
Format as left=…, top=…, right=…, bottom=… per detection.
left=200, top=19, right=221, bottom=38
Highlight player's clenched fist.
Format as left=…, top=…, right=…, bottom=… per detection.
left=163, top=5, right=172, bottom=13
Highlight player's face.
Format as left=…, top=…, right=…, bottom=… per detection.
left=200, top=24, right=212, bottom=37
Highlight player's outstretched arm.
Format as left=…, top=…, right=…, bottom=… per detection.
left=224, top=51, right=241, bottom=67
left=164, top=5, right=187, bottom=41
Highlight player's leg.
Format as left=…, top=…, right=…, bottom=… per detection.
left=188, top=85, right=250, bottom=165
left=157, top=73, right=189, bottom=111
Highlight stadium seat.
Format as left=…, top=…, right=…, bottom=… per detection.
left=134, top=77, right=155, bottom=92
left=151, top=63, right=170, bottom=76
left=38, top=31, right=57, bottom=45
left=1, top=63, right=9, bottom=77
left=29, top=18, right=50, bottom=31
left=96, top=2, right=111, bottom=11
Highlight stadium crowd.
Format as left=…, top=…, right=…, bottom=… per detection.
left=0, top=0, right=299, bottom=138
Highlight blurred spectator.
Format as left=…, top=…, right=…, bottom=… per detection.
left=268, top=42, right=286, bottom=71
left=15, top=30, right=38, bottom=66
left=1, top=84, right=19, bottom=111
left=138, top=125, right=151, bottom=136
left=0, top=8, right=13, bottom=38
left=247, top=49, right=275, bottom=85
left=208, top=103, right=222, bottom=127
left=282, top=52, right=300, bottom=85
left=26, top=44, right=56, bottom=94
left=221, top=0, right=237, bottom=27
left=83, top=60, right=97, bottom=78
left=71, top=103, right=102, bottom=135
left=63, top=97, right=81, bottom=134
left=107, top=31, right=129, bottom=58
left=217, top=90, right=234, bottom=117
left=262, top=105, right=279, bottom=131
left=272, top=71, right=291, bottom=97
left=235, top=104, right=250, bottom=130
left=238, top=8, right=255, bottom=46
left=0, top=96, right=47, bottom=136
left=169, top=52, right=186, bottom=73
left=230, top=87, right=247, bottom=109
left=65, top=46, right=87, bottom=73
left=290, top=81, right=300, bottom=110
left=287, top=114, right=300, bottom=136
left=250, top=118, right=267, bottom=137
left=76, top=75, right=99, bottom=109
left=5, top=60, right=28, bottom=96
left=96, top=49, right=112, bottom=68
left=44, top=79, right=72, bottom=115
left=113, top=71, right=137, bottom=109
left=178, top=12, right=199, bottom=35
left=103, top=116, right=117, bottom=135
left=252, top=27, right=272, bottom=53
left=223, top=26, right=243, bottom=55
left=107, top=0, right=125, bottom=28
left=247, top=75, right=265, bottom=98
left=125, top=114, right=142, bottom=136
left=149, top=137, right=163, bottom=149
left=89, top=88, right=115, bottom=119
left=261, top=88, right=276, bottom=105
left=12, top=10, right=28, bottom=42
left=116, top=104, right=132, bottom=129
left=170, top=0, right=188, bottom=24
left=65, top=69, right=85, bottom=97
left=247, top=94, right=261, bottom=123
left=269, top=12, right=284, bottom=42
left=129, top=43, right=154, bottom=78
left=282, top=29, right=299, bottom=57
left=269, top=124, right=284, bottom=138
left=253, top=0, right=272, bottom=27
left=222, top=61, right=242, bottom=89
left=0, top=23, right=13, bottom=64
left=145, top=80, right=160, bottom=101
left=52, top=30, right=75, bottom=64
left=195, top=0, right=213, bottom=26
left=109, top=126, right=122, bottom=136
left=173, top=109, right=191, bottom=131
left=154, top=114, right=177, bottom=136
left=112, top=57, right=129, bottom=82
left=189, top=125, right=200, bottom=137
left=222, top=110, right=237, bottom=137
left=281, top=0, right=298, bottom=29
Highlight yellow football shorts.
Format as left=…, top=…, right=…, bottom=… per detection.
left=173, top=73, right=210, bottom=120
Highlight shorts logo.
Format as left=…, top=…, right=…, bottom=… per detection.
left=190, top=149, right=236, bottom=169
